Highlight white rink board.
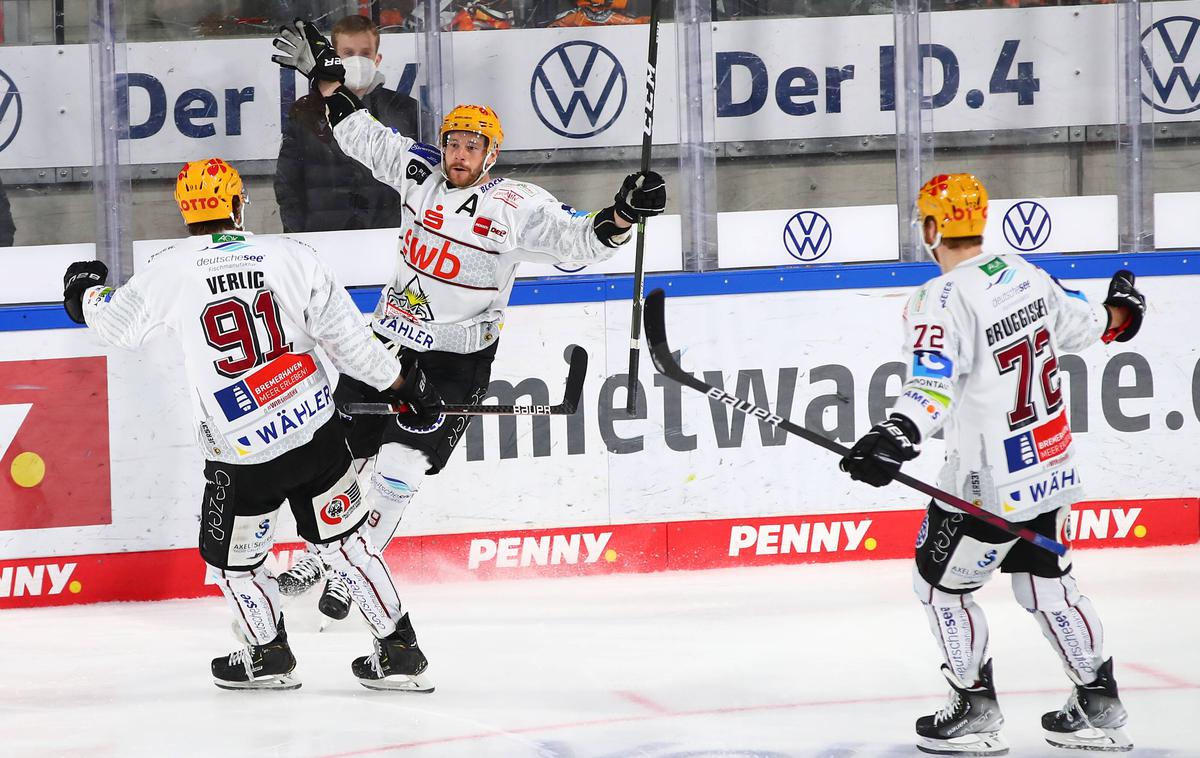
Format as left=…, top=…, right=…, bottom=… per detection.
left=11, top=3, right=1200, bottom=166
left=2, top=273, right=1197, bottom=560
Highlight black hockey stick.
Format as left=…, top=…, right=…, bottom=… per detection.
left=624, top=0, right=662, bottom=415
left=642, top=289, right=1067, bottom=557
left=344, top=345, right=587, bottom=417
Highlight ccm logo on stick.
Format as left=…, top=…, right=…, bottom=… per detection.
left=468, top=532, right=613, bottom=569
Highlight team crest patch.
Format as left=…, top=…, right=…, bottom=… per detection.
left=386, top=276, right=435, bottom=321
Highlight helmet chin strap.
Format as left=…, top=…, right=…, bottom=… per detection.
left=922, top=231, right=942, bottom=263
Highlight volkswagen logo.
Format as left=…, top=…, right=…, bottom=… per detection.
left=531, top=41, right=627, bottom=139
left=1140, top=16, right=1200, bottom=114
left=0, top=67, right=23, bottom=153
left=1002, top=201, right=1052, bottom=252
left=782, top=210, right=832, bottom=262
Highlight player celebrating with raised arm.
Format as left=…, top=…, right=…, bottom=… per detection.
left=839, top=174, right=1145, bottom=754
left=61, top=158, right=441, bottom=692
left=269, top=20, right=666, bottom=621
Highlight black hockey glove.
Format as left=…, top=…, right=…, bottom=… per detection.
left=271, top=19, right=345, bottom=83
left=1101, top=270, right=1145, bottom=344
left=613, top=170, right=667, bottom=224
left=383, top=351, right=444, bottom=429
left=62, top=260, right=109, bottom=325
left=839, top=414, right=921, bottom=488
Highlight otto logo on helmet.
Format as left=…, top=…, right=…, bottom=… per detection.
left=175, top=158, right=246, bottom=226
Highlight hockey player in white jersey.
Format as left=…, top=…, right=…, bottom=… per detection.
left=270, top=20, right=666, bottom=617
left=61, top=158, right=443, bottom=692
left=839, top=174, right=1145, bottom=754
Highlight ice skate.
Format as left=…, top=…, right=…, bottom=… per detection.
left=212, top=617, right=300, bottom=691
left=317, top=574, right=352, bottom=629
left=916, top=660, right=1008, bottom=755
left=352, top=614, right=434, bottom=692
left=277, top=553, right=324, bottom=596
left=1043, top=658, right=1133, bottom=751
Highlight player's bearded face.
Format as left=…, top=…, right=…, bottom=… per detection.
left=443, top=131, right=490, bottom=188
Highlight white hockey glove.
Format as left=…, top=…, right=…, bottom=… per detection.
left=271, top=19, right=345, bottom=83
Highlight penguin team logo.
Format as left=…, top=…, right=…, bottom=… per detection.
left=531, top=41, right=627, bottom=139
left=0, top=67, right=22, bottom=153
left=389, top=275, right=435, bottom=322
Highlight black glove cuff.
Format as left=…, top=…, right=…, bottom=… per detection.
left=887, top=413, right=921, bottom=445
left=593, top=206, right=631, bottom=248
left=324, top=86, right=363, bottom=128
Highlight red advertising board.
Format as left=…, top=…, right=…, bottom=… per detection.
left=1, top=498, right=1195, bottom=609
left=0, top=357, right=111, bottom=531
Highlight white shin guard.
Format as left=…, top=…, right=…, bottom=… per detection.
left=364, top=443, right=428, bottom=550
left=915, top=570, right=990, bottom=686
left=1011, top=572, right=1105, bottom=685
left=310, top=530, right=404, bottom=638
left=208, top=563, right=281, bottom=645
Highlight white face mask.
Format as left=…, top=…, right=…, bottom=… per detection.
left=342, top=56, right=378, bottom=92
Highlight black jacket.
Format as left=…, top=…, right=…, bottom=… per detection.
left=274, top=85, right=420, bottom=233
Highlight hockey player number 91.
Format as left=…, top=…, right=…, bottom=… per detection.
left=201, top=290, right=293, bottom=378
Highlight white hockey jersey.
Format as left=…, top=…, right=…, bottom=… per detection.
left=81, top=232, right=401, bottom=465
left=333, top=110, right=625, bottom=354
left=891, top=253, right=1109, bottom=521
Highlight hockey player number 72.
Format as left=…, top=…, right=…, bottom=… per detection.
left=201, top=291, right=293, bottom=378
left=993, top=325, right=1062, bottom=432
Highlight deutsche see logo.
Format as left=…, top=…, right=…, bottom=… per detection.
left=782, top=210, right=832, bottom=261
left=531, top=41, right=627, bottom=139
left=1140, top=16, right=1200, bottom=114
left=1002, top=201, right=1052, bottom=252
left=0, top=67, right=23, bottom=152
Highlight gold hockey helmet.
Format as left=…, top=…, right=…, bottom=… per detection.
left=439, top=104, right=504, bottom=152
left=917, top=173, right=989, bottom=239
left=175, top=158, right=244, bottom=225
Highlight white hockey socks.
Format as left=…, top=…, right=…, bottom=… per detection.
left=310, top=530, right=404, bottom=638
left=208, top=563, right=281, bottom=645
left=364, top=443, right=429, bottom=551
left=1012, top=572, right=1105, bottom=685
left=915, top=570, right=990, bottom=686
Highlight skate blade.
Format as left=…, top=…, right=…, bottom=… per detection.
left=917, top=732, right=1009, bottom=756
left=357, top=671, right=435, bottom=693
left=214, top=674, right=301, bottom=691
left=1044, top=725, right=1133, bottom=752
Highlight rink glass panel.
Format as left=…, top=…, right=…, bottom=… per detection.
left=0, top=0, right=1179, bottom=308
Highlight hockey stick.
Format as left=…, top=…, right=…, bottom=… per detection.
left=642, top=289, right=1068, bottom=557
left=624, top=0, right=662, bottom=415
left=344, top=344, right=588, bottom=417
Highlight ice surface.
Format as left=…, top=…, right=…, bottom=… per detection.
left=2, top=546, right=1196, bottom=757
